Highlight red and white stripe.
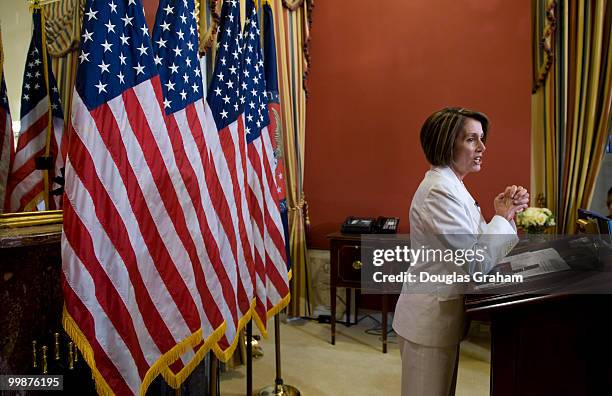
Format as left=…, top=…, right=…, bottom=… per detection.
left=7, top=99, right=47, bottom=211
left=49, top=112, right=65, bottom=209
left=6, top=97, right=64, bottom=212
left=247, top=123, right=289, bottom=332
left=246, top=130, right=269, bottom=330
left=63, top=77, right=231, bottom=394
left=261, top=123, right=289, bottom=311
left=201, top=101, right=255, bottom=352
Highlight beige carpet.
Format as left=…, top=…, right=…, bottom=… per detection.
left=220, top=316, right=490, bottom=396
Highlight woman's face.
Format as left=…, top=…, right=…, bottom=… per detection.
left=451, top=118, right=486, bottom=180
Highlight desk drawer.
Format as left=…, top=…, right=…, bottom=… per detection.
left=336, top=244, right=362, bottom=285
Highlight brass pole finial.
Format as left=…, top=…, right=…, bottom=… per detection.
left=32, top=340, right=38, bottom=368
left=41, top=345, right=48, bottom=374
left=54, top=333, right=60, bottom=360
left=68, top=342, right=74, bottom=370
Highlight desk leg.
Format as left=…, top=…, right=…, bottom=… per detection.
left=355, top=289, right=360, bottom=324
left=346, top=288, right=351, bottom=327
left=382, top=294, right=388, bottom=354
left=331, top=285, right=336, bottom=345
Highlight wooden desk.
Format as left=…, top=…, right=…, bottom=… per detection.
left=328, top=232, right=395, bottom=353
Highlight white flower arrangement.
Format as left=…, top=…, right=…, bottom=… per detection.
left=516, top=207, right=556, bottom=233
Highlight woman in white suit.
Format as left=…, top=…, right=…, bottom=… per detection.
left=392, top=107, right=529, bottom=396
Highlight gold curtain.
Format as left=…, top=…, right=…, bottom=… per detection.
left=531, top=0, right=612, bottom=233
left=198, top=0, right=221, bottom=57
left=268, top=0, right=312, bottom=317
left=44, top=0, right=83, bottom=131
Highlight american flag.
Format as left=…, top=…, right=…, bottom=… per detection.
left=62, top=0, right=226, bottom=393
left=150, top=0, right=244, bottom=370
left=263, top=1, right=291, bottom=269
left=203, top=0, right=257, bottom=353
left=262, top=0, right=291, bottom=308
left=241, top=0, right=289, bottom=333
left=6, top=9, right=64, bottom=212
left=0, top=76, right=12, bottom=213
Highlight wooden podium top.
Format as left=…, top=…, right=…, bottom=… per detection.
left=466, top=235, right=612, bottom=319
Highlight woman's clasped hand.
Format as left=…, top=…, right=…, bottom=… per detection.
left=494, top=185, right=530, bottom=221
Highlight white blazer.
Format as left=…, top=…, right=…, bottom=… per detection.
left=392, top=166, right=518, bottom=347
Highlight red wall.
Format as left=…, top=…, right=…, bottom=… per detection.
left=304, top=0, right=531, bottom=248
left=143, top=0, right=158, bottom=30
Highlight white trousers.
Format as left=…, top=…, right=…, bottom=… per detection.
left=398, top=335, right=459, bottom=396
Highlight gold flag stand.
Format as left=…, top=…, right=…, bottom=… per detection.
left=257, top=314, right=300, bottom=396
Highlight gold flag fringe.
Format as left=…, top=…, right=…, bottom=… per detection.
left=252, top=292, right=291, bottom=339
left=64, top=287, right=292, bottom=393
left=209, top=298, right=256, bottom=363
left=138, top=324, right=225, bottom=395
left=62, top=306, right=113, bottom=395
left=64, top=291, right=291, bottom=393
left=64, top=305, right=225, bottom=395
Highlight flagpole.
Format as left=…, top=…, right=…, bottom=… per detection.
left=0, top=22, right=4, bottom=84
left=209, top=353, right=219, bottom=396
left=32, top=0, right=53, bottom=209
left=258, top=314, right=300, bottom=396
left=247, top=320, right=253, bottom=395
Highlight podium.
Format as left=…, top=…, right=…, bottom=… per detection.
left=467, top=294, right=612, bottom=396
left=466, top=236, right=612, bottom=396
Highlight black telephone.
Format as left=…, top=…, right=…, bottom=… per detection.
left=341, top=216, right=400, bottom=234
left=374, top=216, right=400, bottom=233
